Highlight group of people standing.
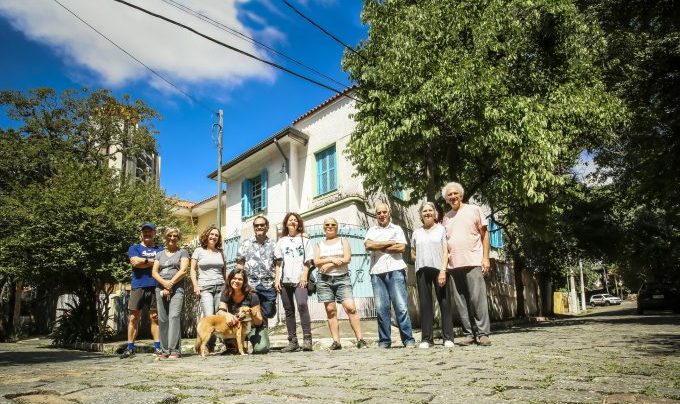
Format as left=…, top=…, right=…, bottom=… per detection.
left=364, top=181, right=491, bottom=349
left=121, top=180, right=492, bottom=358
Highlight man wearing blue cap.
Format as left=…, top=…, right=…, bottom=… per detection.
left=120, top=223, right=163, bottom=359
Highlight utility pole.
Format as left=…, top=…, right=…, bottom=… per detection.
left=214, top=110, right=224, bottom=231
left=569, top=268, right=579, bottom=314
left=579, top=259, right=587, bottom=310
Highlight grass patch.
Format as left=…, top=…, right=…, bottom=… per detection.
left=126, top=384, right=154, bottom=392
left=640, top=385, right=658, bottom=397
left=493, top=384, right=507, bottom=394
left=257, top=370, right=279, bottom=383
left=538, top=374, right=555, bottom=389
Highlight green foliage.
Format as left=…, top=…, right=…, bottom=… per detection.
left=0, top=162, right=175, bottom=289
left=344, top=0, right=625, bottom=208
left=575, top=0, right=680, bottom=284
left=343, top=1, right=626, bottom=295
left=0, top=87, right=175, bottom=340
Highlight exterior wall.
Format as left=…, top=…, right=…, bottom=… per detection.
left=108, top=145, right=160, bottom=185
left=224, top=146, right=287, bottom=239
left=295, top=97, right=365, bottom=212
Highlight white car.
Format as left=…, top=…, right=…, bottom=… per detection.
left=589, top=294, right=622, bottom=307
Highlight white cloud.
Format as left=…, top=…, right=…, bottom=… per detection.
left=0, top=0, right=277, bottom=91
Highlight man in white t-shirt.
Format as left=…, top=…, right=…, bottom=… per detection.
left=364, top=203, right=416, bottom=348
left=442, top=181, right=492, bottom=346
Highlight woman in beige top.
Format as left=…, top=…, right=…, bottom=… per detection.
left=314, top=217, right=367, bottom=350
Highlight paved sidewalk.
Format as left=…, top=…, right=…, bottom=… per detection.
left=1, top=301, right=678, bottom=403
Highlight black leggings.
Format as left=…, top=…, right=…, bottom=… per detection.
left=417, top=267, right=453, bottom=343
left=280, top=283, right=312, bottom=343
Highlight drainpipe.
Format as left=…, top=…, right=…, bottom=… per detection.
left=274, top=139, right=290, bottom=214
left=273, top=138, right=288, bottom=328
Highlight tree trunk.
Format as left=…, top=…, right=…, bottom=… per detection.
left=513, top=254, right=526, bottom=318
left=13, top=280, right=23, bottom=336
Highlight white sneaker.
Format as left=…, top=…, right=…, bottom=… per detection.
left=418, top=341, right=430, bottom=349
left=444, top=340, right=455, bottom=348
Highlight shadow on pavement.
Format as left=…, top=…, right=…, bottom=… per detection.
left=0, top=346, right=106, bottom=366
left=494, top=305, right=680, bottom=356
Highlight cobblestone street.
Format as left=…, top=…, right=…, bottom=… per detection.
left=1, top=301, right=678, bottom=403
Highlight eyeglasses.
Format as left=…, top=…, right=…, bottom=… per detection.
left=324, top=224, right=337, bottom=228
left=253, top=223, right=267, bottom=229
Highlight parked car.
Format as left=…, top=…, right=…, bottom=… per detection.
left=589, top=294, right=622, bottom=307
left=637, top=282, right=680, bottom=314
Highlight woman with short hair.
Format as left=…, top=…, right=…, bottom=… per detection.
left=314, top=217, right=367, bottom=350
left=151, top=227, right=189, bottom=359
left=411, top=202, right=453, bottom=348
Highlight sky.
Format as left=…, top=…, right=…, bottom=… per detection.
left=0, top=0, right=366, bottom=203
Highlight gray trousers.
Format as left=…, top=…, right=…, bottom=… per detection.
left=449, top=266, right=491, bottom=337
left=155, top=286, right=184, bottom=353
left=199, top=283, right=224, bottom=316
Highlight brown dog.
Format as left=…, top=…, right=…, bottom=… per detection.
left=194, top=306, right=252, bottom=357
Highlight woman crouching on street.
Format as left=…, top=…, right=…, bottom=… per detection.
left=411, top=201, right=453, bottom=348
left=218, top=268, right=266, bottom=354
left=151, top=227, right=189, bottom=359
left=314, top=217, right=367, bottom=350
left=274, top=212, right=314, bottom=352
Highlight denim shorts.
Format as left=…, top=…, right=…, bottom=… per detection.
left=316, top=273, right=354, bottom=303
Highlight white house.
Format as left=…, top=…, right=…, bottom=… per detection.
left=207, top=89, right=422, bottom=321
left=205, top=89, right=540, bottom=324
left=209, top=88, right=420, bottom=239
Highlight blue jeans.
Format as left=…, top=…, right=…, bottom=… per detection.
left=371, top=270, right=415, bottom=347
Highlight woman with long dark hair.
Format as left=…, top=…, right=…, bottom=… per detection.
left=190, top=225, right=226, bottom=352
left=274, top=212, right=314, bottom=352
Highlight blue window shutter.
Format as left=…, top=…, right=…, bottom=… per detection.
left=260, top=168, right=268, bottom=211
left=315, top=145, right=337, bottom=196
left=241, top=179, right=253, bottom=219
left=316, top=151, right=323, bottom=195
left=488, top=218, right=504, bottom=248
left=329, top=146, right=336, bottom=191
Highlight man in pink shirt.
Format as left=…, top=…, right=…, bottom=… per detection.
left=442, top=182, right=492, bottom=346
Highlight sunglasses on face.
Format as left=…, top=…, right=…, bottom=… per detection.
left=324, top=224, right=337, bottom=228
left=167, top=234, right=179, bottom=239
left=253, top=224, right=267, bottom=228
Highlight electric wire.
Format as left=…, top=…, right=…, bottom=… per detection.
left=52, top=0, right=216, bottom=113
left=111, top=0, right=358, bottom=101
left=280, top=0, right=368, bottom=62
left=160, top=0, right=350, bottom=89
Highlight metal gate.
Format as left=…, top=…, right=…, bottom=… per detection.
left=222, top=224, right=376, bottom=321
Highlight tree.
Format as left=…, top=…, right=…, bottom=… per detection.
left=0, top=87, right=170, bottom=341
left=344, top=0, right=624, bottom=206
left=343, top=0, right=626, bottom=314
left=577, top=0, right=680, bottom=284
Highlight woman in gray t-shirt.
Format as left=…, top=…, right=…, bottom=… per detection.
left=190, top=226, right=226, bottom=318
left=410, top=202, right=453, bottom=348
left=151, top=227, right=189, bottom=358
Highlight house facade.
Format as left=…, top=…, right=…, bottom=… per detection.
left=207, top=89, right=422, bottom=322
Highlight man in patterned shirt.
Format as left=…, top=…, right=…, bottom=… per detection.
left=236, top=215, right=277, bottom=323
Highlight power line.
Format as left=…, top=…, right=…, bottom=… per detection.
left=160, top=0, right=350, bottom=90
left=281, top=0, right=368, bottom=62
left=52, top=0, right=215, bottom=113
left=111, top=0, right=358, bottom=101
